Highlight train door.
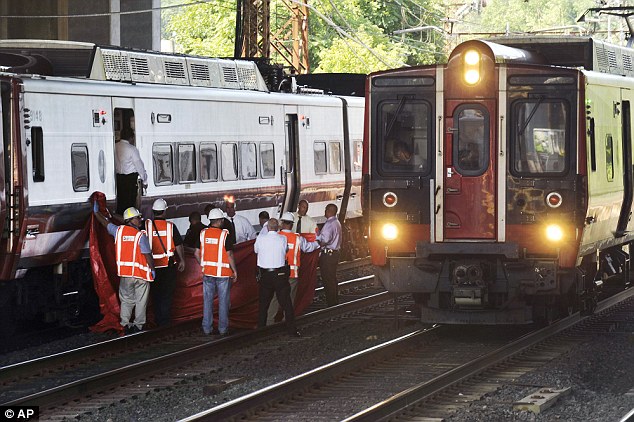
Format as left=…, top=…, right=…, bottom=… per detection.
left=443, top=100, right=496, bottom=239
left=617, top=94, right=633, bottom=236
left=112, top=101, right=138, bottom=213
left=0, top=81, right=7, bottom=252
left=281, top=109, right=300, bottom=215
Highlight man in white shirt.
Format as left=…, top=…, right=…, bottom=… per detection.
left=292, top=199, right=318, bottom=234
left=225, top=200, right=256, bottom=243
left=115, top=126, right=148, bottom=215
left=254, top=218, right=300, bottom=337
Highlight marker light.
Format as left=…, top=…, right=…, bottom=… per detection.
left=546, top=192, right=563, bottom=208
left=463, top=49, right=481, bottom=85
left=383, top=192, right=398, bottom=207
left=545, top=224, right=564, bottom=242
left=382, top=223, right=398, bottom=241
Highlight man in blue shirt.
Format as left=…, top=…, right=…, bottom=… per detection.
left=316, top=203, right=342, bottom=307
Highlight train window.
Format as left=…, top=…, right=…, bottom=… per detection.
left=153, top=144, right=173, bottom=185
left=380, top=100, right=430, bottom=174
left=329, top=142, right=342, bottom=173
left=314, top=142, right=327, bottom=174
left=373, top=76, right=434, bottom=87
left=31, top=127, right=45, bottom=182
left=200, top=143, right=218, bottom=182
left=454, top=105, right=489, bottom=176
left=260, top=143, right=275, bottom=178
left=353, top=141, right=362, bottom=172
left=221, top=143, right=238, bottom=181
left=71, top=144, right=89, bottom=192
left=512, top=100, right=568, bottom=175
left=178, top=143, right=196, bottom=183
left=606, top=134, right=614, bottom=182
left=240, top=142, right=257, bottom=179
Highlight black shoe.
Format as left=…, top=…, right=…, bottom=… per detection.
left=129, top=326, right=142, bottom=334
left=219, top=331, right=229, bottom=337
left=211, top=328, right=220, bottom=335
left=123, top=325, right=132, bottom=335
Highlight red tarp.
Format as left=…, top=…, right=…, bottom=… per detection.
left=89, top=192, right=320, bottom=334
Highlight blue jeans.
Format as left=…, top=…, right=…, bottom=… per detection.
left=202, top=275, right=231, bottom=334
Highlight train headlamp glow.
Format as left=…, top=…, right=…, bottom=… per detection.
left=382, top=223, right=398, bottom=241
left=545, top=224, right=564, bottom=242
left=463, top=49, right=481, bottom=85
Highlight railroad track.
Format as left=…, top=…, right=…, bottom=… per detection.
left=0, top=272, right=398, bottom=419
left=181, top=287, right=634, bottom=421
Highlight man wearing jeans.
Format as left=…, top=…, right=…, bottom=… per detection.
left=195, top=208, right=237, bottom=336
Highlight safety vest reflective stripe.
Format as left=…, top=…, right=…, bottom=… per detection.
left=280, top=231, right=301, bottom=278
left=200, top=227, right=232, bottom=277
left=146, top=220, right=175, bottom=268
left=115, top=225, right=152, bottom=281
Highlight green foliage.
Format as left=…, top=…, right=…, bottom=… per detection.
left=477, top=0, right=596, bottom=34
left=165, top=0, right=236, bottom=57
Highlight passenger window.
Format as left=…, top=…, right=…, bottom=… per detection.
left=178, top=143, right=196, bottom=183
left=221, top=143, right=238, bottom=180
left=260, top=142, right=275, bottom=178
left=314, top=142, right=327, bottom=174
left=153, top=144, right=173, bottom=185
left=241, top=142, right=257, bottom=179
left=454, top=105, right=489, bottom=176
left=71, top=144, right=89, bottom=192
left=353, top=141, right=362, bottom=172
left=380, top=100, right=430, bottom=174
left=606, top=134, right=614, bottom=182
left=200, top=143, right=218, bottom=182
left=329, top=142, right=342, bottom=173
left=32, top=127, right=44, bottom=182
left=512, top=100, right=568, bottom=175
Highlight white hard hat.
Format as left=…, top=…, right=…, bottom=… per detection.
left=208, top=208, right=224, bottom=221
left=123, top=207, right=142, bottom=221
left=152, top=198, right=168, bottom=212
left=280, top=212, right=295, bottom=223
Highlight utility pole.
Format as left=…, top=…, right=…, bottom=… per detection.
left=237, top=0, right=309, bottom=74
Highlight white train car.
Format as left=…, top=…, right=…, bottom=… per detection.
left=0, top=41, right=364, bottom=330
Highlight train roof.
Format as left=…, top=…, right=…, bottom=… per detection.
left=0, top=39, right=269, bottom=92
left=485, top=35, right=634, bottom=77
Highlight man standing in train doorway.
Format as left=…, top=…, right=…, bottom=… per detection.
left=93, top=205, right=155, bottom=334
left=115, top=126, right=148, bottom=215
left=146, top=199, right=186, bottom=327
left=317, top=203, right=342, bottom=307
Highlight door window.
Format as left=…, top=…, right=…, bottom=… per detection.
left=453, top=105, right=489, bottom=176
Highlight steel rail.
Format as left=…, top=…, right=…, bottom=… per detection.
left=344, top=287, right=634, bottom=421
left=3, top=289, right=390, bottom=408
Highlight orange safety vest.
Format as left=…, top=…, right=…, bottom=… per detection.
left=200, top=227, right=233, bottom=277
left=145, top=219, right=175, bottom=268
left=115, top=225, right=153, bottom=281
left=280, top=230, right=301, bottom=278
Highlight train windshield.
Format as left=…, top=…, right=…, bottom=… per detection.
left=379, top=100, right=430, bottom=174
left=512, top=100, right=568, bottom=175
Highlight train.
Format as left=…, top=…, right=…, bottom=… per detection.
left=0, top=40, right=365, bottom=334
left=365, top=36, right=634, bottom=324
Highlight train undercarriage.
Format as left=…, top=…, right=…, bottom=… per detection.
left=376, top=242, right=630, bottom=325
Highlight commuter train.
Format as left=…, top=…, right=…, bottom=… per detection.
left=365, top=36, right=634, bottom=324
left=0, top=40, right=364, bottom=332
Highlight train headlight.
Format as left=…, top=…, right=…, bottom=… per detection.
left=545, top=224, right=564, bottom=242
left=463, top=49, right=481, bottom=85
left=382, top=223, right=398, bottom=241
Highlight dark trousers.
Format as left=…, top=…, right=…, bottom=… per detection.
left=320, top=250, right=340, bottom=307
left=257, top=268, right=296, bottom=332
left=116, top=172, right=139, bottom=215
left=151, top=264, right=177, bottom=326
